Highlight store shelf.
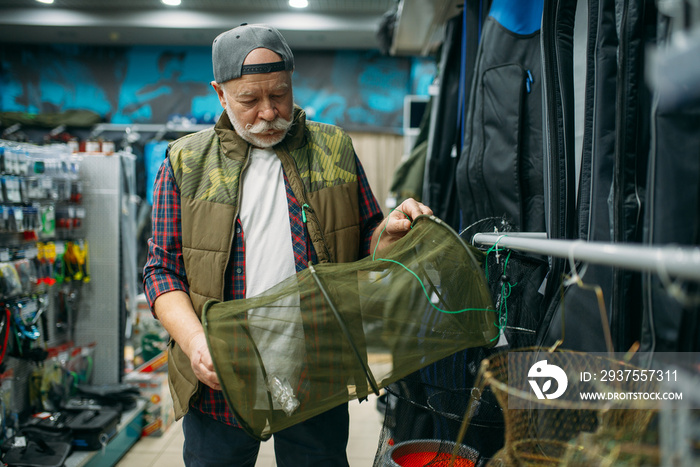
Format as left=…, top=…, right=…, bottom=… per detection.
left=65, top=399, right=146, bottom=467
left=90, top=123, right=212, bottom=138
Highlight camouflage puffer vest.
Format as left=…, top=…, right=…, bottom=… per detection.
left=166, top=106, right=362, bottom=418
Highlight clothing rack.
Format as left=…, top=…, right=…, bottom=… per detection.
left=471, top=232, right=700, bottom=283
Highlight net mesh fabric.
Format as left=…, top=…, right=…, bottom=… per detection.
left=480, top=349, right=661, bottom=466
left=374, top=347, right=664, bottom=466
left=372, top=226, right=548, bottom=466
left=202, top=215, right=498, bottom=440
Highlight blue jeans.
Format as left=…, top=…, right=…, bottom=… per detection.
left=182, top=404, right=350, bottom=467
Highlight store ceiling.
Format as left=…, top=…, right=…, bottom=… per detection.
left=0, top=0, right=399, bottom=50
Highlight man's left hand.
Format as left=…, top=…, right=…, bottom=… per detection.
left=371, top=198, right=433, bottom=254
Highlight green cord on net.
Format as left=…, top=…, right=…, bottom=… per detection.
left=371, top=208, right=412, bottom=262
left=371, top=209, right=496, bottom=315
left=483, top=234, right=509, bottom=282
left=488, top=249, right=518, bottom=342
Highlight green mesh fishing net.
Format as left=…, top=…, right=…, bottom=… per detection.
left=202, top=215, right=498, bottom=440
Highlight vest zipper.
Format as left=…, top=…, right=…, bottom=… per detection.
left=277, top=150, right=332, bottom=263
left=298, top=195, right=331, bottom=263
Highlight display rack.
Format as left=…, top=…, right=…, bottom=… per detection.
left=90, top=123, right=211, bottom=141
left=64, top=399, right=145, bottom=467
left=0, top=140, right=141, bottom=467
left=0, top=139, right=88, bottom=416
left=471, top=232, right=700, bottom=282
left=75, top=152, right=138, bottom=385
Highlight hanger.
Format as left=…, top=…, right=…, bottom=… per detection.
left=550, top=240, right=614, bottom=356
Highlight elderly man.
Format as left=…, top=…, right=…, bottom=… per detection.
left=143, top=23, right=432, bottom=466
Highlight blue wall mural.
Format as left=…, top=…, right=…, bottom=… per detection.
left=1, top=44, right=435, bottom=132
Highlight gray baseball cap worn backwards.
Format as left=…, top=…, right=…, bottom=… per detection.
left=212, top=23, right=295, bottom=83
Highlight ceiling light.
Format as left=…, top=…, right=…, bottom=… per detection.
left=162, top=0, right=181, bottom=5
left=36, top=0, right=54, bottom=4
left=289, top=0, right=308, bottom=8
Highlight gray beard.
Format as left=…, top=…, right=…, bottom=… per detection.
left=224, top=101, right=291, bottom=148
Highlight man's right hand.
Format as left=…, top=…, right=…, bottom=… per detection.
left=187, top=332, right=221, bottom=391
left=153, top=290, right=222, bottom=391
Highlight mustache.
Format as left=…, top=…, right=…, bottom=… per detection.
left=245, top=116, right=293, bottom=134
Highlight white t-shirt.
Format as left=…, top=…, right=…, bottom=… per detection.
left=238, top=147, right=296, bottom=294
left=238, top=147, right=303, bottom=411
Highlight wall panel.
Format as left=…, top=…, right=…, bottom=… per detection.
left=348, top=131, right=405, bottom=215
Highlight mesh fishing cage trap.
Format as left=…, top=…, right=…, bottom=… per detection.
left=202, top=215, right=499, bottom=441
left=476, top=348, right=662, bottom=466
left=372, top=223, right=550, bottom=467
left=374, top=346, right=668, bottom=467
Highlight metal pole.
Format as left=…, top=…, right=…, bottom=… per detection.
left=307, top=263, right=381, bottom=396
left=472, top=232, right=700, bottom=282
